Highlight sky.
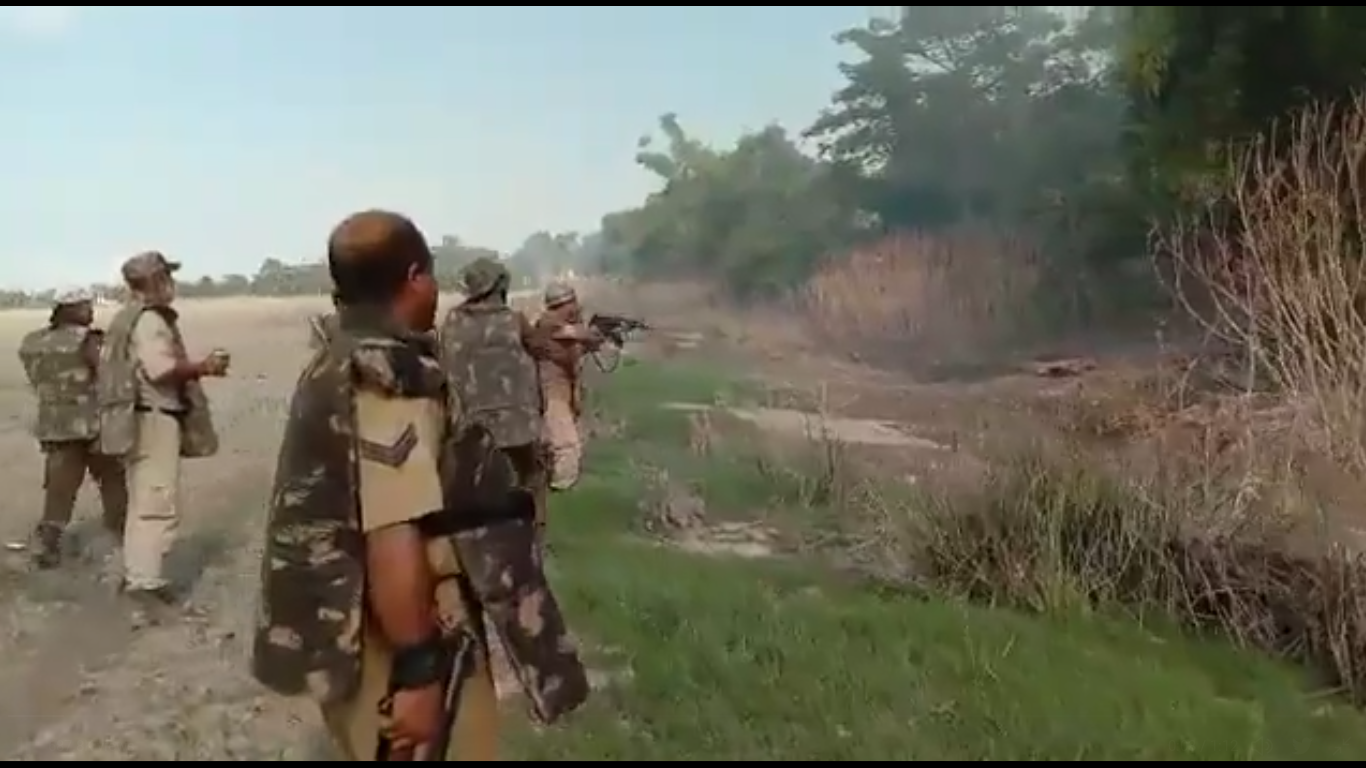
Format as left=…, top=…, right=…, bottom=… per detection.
left=0, top=5, right=875, bottom=290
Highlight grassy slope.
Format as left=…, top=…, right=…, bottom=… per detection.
left=503, top=359, right=1366, bottom=761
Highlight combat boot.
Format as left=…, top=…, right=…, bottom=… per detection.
left=30, top=522, right=63, bottom=570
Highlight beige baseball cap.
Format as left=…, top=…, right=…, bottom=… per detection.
left=121, top=250, right=181, bottom=283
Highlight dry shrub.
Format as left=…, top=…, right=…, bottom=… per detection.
left=1158, top=96, right=1366, bottom=472
left=871, top=96, right=1366, bottom=701
left=905, top=445, right=1366, bottom=700
left=799, top=229, right=1043, bottom=372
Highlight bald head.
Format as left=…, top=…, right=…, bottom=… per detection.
left=327, top=210, right=433, bottom=306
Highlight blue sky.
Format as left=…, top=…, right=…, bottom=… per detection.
left=0, top=6, right=874, bottom=290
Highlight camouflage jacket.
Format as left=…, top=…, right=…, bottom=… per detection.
left=439, top=300, right=542, bottom=448
left=17, top=324, right=99, bottom=442
left=97, top=301, right=219, bottom=458
left=307, top=312, right=341, bottom=351
left=252, top=310, right=446, bottom=704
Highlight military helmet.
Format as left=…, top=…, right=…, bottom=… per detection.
left=543, top=281, right=577, bottom=309
left=54, top=287, right=94, bottom=307
left=461, top=257, right=510, bottom=298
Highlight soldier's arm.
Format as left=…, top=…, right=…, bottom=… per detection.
left=132, top=312, right=206, bottom=384
left=355, top=388, right=441, bottom=647
left=550, top=322, right=605, bottom=353
left=79, top=330, right=102, bottom=373
left=518, top=312, right=560, bottom=362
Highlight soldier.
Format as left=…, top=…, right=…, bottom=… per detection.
left=17, top=288, right=128, bottom=569
left=96, top=251, right=228, bottom=614
left=439, top=257, right=549, bottom=536
left=252, top=211, right=588, bottom=760
left=532, top=281, right=604, bottom=492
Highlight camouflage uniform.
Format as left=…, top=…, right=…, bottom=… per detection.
left=98, top=251, right=220, bottom=594
left=255, top=276, right=587, bottom=760
left=17, top=288, right=128, bottom=567
left=535, top=281, right=598, bottom=491
left=440, top=257, right=549, bottom=532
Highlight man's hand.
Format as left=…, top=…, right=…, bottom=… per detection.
left=384, top=682, right=446, bottom=755
left=198, top=351, right=230, bottom=377
left=584, top=327, right=606, bottom=352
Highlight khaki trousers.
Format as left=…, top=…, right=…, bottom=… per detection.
left=123, top=410, right=182, bottom=591
left=542, top=397, right=582, bottom=491
left=39, top=439, right=129, bottom=535
left=322, top=539, right=499, bottom=761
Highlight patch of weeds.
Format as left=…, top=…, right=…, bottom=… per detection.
left=908, top=443, right=1366, bottom=705
left=509, top=359, right=1366, bottom=760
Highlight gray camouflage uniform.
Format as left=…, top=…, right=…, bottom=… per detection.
left=17, top=288, right=128, bottom=568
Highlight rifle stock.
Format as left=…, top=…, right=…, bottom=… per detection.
left=374, top=597, right=483, bottom=761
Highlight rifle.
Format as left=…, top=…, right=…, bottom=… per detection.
left=374, top=582, right=484, bottom=761
left=307, top=313, right=338, bottom=351
left=588, top=312, right=651, bottom=347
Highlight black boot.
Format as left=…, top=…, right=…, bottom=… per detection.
left=30, top=523, right=63, bottom=570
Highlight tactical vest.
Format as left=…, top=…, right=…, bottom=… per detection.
left=255, top=315, right=589, bottom=721
left=17, top=325, right=98, bottom=442
left=439, top=303, right=542, bottom=448
left=96, top=301, right=219, bottom=459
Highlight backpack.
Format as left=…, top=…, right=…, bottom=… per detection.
left=439, top=303, right=541, bottom=448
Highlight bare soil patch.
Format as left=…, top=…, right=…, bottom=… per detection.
left=662, top=402, right=947, bottom=450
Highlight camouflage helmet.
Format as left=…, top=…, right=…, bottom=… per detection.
left=543, top=281, right=577, bottom=309
left=461, top=257, right=510, bottom=298
left=54, top=287, right=94, bottom=307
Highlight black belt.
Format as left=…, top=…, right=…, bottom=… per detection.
left=134, top=405, right=186, bottom=417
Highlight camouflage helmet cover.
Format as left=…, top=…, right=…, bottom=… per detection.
left=543, top=281, right=576, bottom=309
left=54, top=287, right=94, bottom=307
left=461, top=257, right=510, bottom=298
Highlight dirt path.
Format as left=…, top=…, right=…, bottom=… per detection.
left=0, top=298, right=334, bottom=759
left=0, top=293, right=558, bottom=759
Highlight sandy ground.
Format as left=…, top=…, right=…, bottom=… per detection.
left=0, top=292, right=551, bottom=759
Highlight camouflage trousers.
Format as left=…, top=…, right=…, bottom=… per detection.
left=38, top=439, right=129, bottom=537
left=321, top=537, right=499, bottom=761
left=502, top=443, right=548, bottom=533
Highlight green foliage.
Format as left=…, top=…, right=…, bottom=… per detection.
left=592, top=7, right=1142, bottom=300
left=598, top=116, right=856, bottom=298
left=502, top=358, right=1366, bottom=760
left=1121, top=7, right=1366, bottom=204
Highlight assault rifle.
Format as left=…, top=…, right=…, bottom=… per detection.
left=588, top=313, right=651, bottom=347
left=307, top=313, right=339, bottom=351
left=373, top=627, right=478, bottom=761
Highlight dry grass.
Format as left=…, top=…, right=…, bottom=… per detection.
left=798, top=229, right=1046, bottom=373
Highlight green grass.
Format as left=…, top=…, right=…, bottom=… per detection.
left=503, top=359, right=1366, bottom=760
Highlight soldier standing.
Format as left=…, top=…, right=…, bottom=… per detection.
left=253, top=212, right=588, bottom=760
left=532, top=281, right=604, bottom=492
left=96, top=251, right=228, bottom=614
left=17, top=288, right=128, bottom=569
left=439, top=257, right=549, bottom=536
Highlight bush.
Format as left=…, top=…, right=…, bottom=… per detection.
left=799, top=229, right=1045, bottom=373
left=903, top=445, right=1366, bottom=701
left=900, top=95, right=1366, bottom=703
